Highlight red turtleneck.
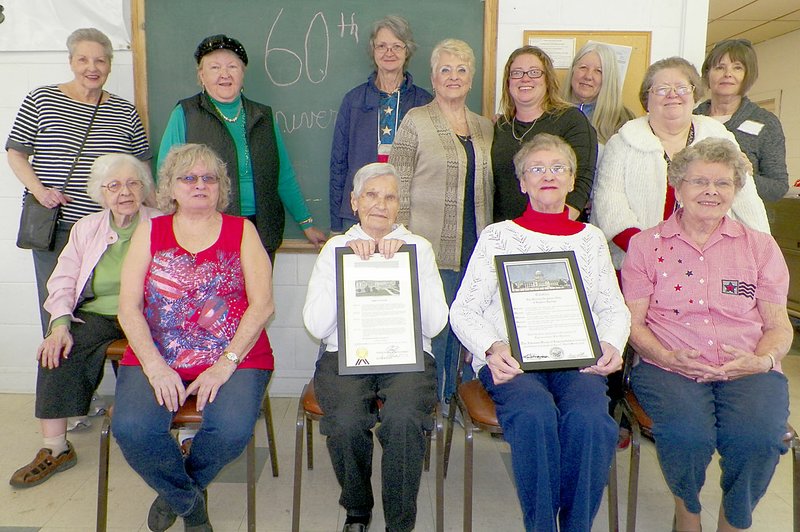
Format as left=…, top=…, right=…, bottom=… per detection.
left=513, top=204, right=584, bottom=236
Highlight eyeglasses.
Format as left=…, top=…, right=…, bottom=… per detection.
left=523, top=164, right=570, bottom=176
left=102, top=180, right=144, bottom=193
left=650, top=85, right=694, bottom=97
left=683, top=177, right=735, bottom=190
left=509, top=68, right=544, bottom=80
left=177, top=174, right=219, bottom=185
left=374, top=43, right=407, bottom=54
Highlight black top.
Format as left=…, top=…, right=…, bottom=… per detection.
left=457, top=134, right=477, bottom=269
left=491, top=106, right=598, bottom=223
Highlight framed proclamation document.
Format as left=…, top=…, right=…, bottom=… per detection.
left=495, top=251, right=601, bottom=371
left=335, top=244, right=425, bottom=375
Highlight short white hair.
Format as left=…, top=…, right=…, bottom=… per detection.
left=86, top=154, right=154, bottom=207
left=351, top=162, right=400, bottom=197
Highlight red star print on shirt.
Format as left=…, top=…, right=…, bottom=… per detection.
left=658, top=256, right=664, bottom=263
left=674, top=284, right=682, bottom=291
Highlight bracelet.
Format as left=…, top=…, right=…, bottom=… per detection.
left=299, top=217, right=314, bottom=227
left=766, top=353, right=776, bottom=372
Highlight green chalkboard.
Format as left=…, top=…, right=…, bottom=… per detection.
left=143, top=0, right=484, bottom=243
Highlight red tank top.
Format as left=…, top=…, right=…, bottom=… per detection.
left=121, top=214, right=273, bottom=379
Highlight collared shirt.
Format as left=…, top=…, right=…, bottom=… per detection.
left=622, top=210, right=788, bottom=375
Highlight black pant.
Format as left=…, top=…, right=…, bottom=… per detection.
left=313, top=351, right=437, bottom=532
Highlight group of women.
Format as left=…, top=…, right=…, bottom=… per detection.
left=5, top=17, right=792, bottom=532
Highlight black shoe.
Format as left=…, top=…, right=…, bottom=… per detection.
left=147, top=495, right=177, bottom=532
left=342, top=513, right=371, bottom=532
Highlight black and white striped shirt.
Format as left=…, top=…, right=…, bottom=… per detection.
left=6, top=85, right=151, bottom=223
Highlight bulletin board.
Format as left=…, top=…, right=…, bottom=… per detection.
left=522, top=31, right=651, bottom=116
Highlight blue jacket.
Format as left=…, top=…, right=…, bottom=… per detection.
left=329, top=71, right=432, bottom=231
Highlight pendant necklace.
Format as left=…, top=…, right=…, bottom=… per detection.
left=512, top=115, right=538, bottom=143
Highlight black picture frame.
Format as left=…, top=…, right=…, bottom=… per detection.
left=335, top=244, right=425, bottom=375
left=495, top=251, right=601, bottom=370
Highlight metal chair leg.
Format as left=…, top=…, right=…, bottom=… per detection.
left=306, top=414, right=314, bottom=470
left=246, top=434, right=256, bottom=531
left=96, top=413, right=112, bottom=532
left=792, top=431, right=799, bottom=532
left=626, top=415, right=642, bottom=532
left=608, top=450, right=619, bottom=532
left=443, top=398, right=456, bottom=478
left=263, top=394, right=279, bottom=477
left=462, top=397, right=474, bottom=532
left=435, top=402, right=444, bottom=532
left=292, top=389, right=307, bottom=532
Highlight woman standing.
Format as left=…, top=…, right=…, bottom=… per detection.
left=6, top=28, right=151, bottom=332
left=329, top=15, right=432, bottom=233
left=695, top=39, right=789, bottom=201
left=158, top=34, right=326, bottom=260
left=562, top=42, right=635, bottom=145
left=114, top=144, right=273, bottom=531
left=389, top=38, right=493, bottom=407
left=492, top=46, right=597, bottom=223
left=591, top=57, right=769, bottom=270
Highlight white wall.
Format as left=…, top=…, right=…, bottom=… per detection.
left=0, top=0, right=710, bottom=396
left=751, top=29, right=800, bottom=185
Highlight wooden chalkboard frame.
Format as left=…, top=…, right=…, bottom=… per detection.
left=130, top=0, right=496, bottom=252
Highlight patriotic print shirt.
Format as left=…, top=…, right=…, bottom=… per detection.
left=621, top=210, right=788, bottom=375
left=121, top=214, right=272, bottom=379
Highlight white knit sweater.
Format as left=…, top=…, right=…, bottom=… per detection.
left=590, top=115, right=770, bottom=268
left=450, top=221, right=631, bottom=374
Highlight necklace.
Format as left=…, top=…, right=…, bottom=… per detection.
left=512, top=116, right=539, bottom=143
left=211, top=100, right=243, bottom=123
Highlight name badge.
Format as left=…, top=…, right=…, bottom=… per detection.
left=737, top=120, right=764, bottom=136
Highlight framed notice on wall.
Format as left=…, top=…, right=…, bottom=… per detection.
left=522, top=30, right=652, bottom=116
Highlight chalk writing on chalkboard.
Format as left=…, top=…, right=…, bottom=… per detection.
left=265, top=9, right=361, bottom=87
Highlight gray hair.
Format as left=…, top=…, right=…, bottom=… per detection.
left=87, top=154, right=153, bottom=207
left=157, top=144, right=231, bottom=214
left=352, top=162, right=400, bottom=197
left=67, top=28, right=113, bottom=61
left=430, top=38, right=476, bottom=78
left=667, top=138, right=747, bottom=191
left=368, top=15, right=418, bottom=67
left=639, top=56, right=704, bottom=111
left=513, top=133, right=577, bottom=180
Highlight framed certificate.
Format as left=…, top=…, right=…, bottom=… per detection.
left=495, top=251, right=601, bottom=371
left=335, top=244, right=425, bottom=375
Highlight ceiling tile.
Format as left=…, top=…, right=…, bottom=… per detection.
left=778, top=9, right=800, bottom=21
left=718, top=0, right=798, bottom=20
left=709, top=0, right=754, bottom=21
left=735, top=20, right=800, bottom=42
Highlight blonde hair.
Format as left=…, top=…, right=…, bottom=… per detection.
left=498, top=46, right=571, bottom=125
left=156, top=144, right=231, bottom=214
left=562, top=43, right=634, bottom=143
left=430, top=38, right=476, bottom=78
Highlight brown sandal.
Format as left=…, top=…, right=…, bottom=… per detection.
left=9, top=441, right=77, bottom=488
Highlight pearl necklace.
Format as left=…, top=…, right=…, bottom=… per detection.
left=211, top=100, right=243, bottom=123
left=512, top=115, right=539, bottom=143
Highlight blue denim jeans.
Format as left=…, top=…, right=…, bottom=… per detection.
left=112, top=366, right=270, bottom=516
left=631, top=361, right=789, bottom=529
left=432, top=268, right=472, bottom=403
left=480, top=366, right=616, bottom=532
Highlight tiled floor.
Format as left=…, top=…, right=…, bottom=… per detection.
left=1, top=356, right=798, bottom=531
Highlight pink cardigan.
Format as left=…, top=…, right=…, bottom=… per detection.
left=43, top=206, right=161, bottom=326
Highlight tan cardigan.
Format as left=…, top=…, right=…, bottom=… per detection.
left=389, top=100, right=494, bottom=270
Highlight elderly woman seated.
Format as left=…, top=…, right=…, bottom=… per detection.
left=114, top=144, right=274, bottom=532
left=621, top=137, right=792, bottom=532
left=450, top=133, right=630, bottom=531
left=303, top=162, right=448, bottom=532
left=10, top=154, right=157, bottom=488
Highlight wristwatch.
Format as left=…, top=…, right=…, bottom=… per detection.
left=223, top=350, right=241, bottom=365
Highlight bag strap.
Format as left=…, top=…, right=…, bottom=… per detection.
left=59, top=92, right=103, bottom=193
